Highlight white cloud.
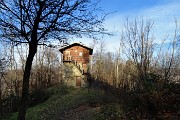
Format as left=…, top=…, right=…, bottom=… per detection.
left=92, top=0, right=180, bottom=52
left=140, top=0, right=180, bottom=40
left=70, top=0, right=180, bottom=53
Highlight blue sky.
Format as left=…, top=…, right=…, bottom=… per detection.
left=1, top=0, right=180, bottom=53
left=75, top=0, right=180, bottom=52
left=98, top=0, right=162, bottom=13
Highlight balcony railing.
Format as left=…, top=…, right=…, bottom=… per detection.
left=63, top=55, right=90, bottom=74
left=72, top=60, right=83, bottom=74
left=63, top=55, right=72, bottom=61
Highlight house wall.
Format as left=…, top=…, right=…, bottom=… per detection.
left=63, top=62, right=88, bottom=87
left=61, top=44, right=92, bottom=87
left=63, top=46, right=91, bottom=73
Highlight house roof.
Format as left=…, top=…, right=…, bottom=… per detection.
left=59, top=42, right=93, bottom=55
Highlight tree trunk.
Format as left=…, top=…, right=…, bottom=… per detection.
left=18, top=43, right=37, bottom=120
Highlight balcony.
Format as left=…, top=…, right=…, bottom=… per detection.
left=63, top=55, right=72, bottom=62
left=62, top=55, right=90, bottom=75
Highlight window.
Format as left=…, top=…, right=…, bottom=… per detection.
left=65, top=51, right=71, bottom=60
left=79, top=52, right=83, bottom=56
left=65, top=51, right=70, bottom=55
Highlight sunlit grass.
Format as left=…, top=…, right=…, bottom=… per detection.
left=3, top=85, right=118, bottom=120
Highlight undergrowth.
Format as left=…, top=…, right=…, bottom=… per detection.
left=2, top=85, right=118, bottom=120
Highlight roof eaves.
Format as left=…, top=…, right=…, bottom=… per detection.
left=59, top=42, right=93, bottom=54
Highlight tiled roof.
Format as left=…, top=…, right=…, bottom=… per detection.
left=59, top=42, right=93, bottom=55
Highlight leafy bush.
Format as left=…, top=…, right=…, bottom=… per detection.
left=0, top=95, right=19, bottom=117
left=28, top=88, right=50, bottom=107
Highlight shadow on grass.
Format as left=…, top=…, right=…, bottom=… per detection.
left=90, top=77, right=180, bottom=119
left=3, top=79, right=180, bottom=120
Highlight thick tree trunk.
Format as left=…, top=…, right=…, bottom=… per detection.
left=18, top=43, right=37, bottom=120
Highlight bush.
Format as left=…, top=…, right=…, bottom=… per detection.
left=28, top=88, right=50, bottom=107
left=0, top=95, right=19, bottom=117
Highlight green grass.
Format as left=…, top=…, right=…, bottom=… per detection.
left=2, top=84, right=69, bottom=120
left=3, top=85, right=120, bottom=120
left=95, top=103, right=125, bottom=120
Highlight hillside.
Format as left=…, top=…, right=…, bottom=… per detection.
left=3, top=83, right=180, bottom=120
left=3, top=84, right=122, bottom=120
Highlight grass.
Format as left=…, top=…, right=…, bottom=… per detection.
left=95, top=103, right=125, bottom=120
left=2, top=82, right=180, bottom=120
left=2, top=84, right=69, bottom=120
left=3, top=85, right=120, bottom=120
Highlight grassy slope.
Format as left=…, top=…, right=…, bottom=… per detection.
left=3, top=84, right=122, bottom=120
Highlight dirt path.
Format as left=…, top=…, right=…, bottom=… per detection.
left=58, top=104, right=101, bottom=120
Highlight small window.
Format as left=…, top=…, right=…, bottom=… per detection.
left=65, top=51, right=70, bottom=55
left=79, top=52, right=83, bottom=56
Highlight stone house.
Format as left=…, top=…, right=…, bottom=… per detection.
left=59, top=42, right=93, bottom=87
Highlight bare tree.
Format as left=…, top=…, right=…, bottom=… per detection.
left=121, top=17, right=155, bottom=88
left=0, top=57, right=5, bottom=115
left=155, top=18, right=179, bottom=85
left=92, top=40, right=106, bottom=81
left=0, top=45, right=10, bottom=116
left=0, top=0, right=105, bottom=119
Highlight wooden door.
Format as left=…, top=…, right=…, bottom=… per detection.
left=76, top=76, right=81, bottom=87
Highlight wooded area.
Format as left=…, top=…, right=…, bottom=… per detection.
left=0, top=0, right=180, bottom=120
left=0, top=0, right=105, bottom=119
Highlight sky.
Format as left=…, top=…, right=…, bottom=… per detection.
left=0, top=0, right=179, bottom=68
left=0, top=0, right=180, bottom=53
left=75, top=0, right=180, bottom=52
